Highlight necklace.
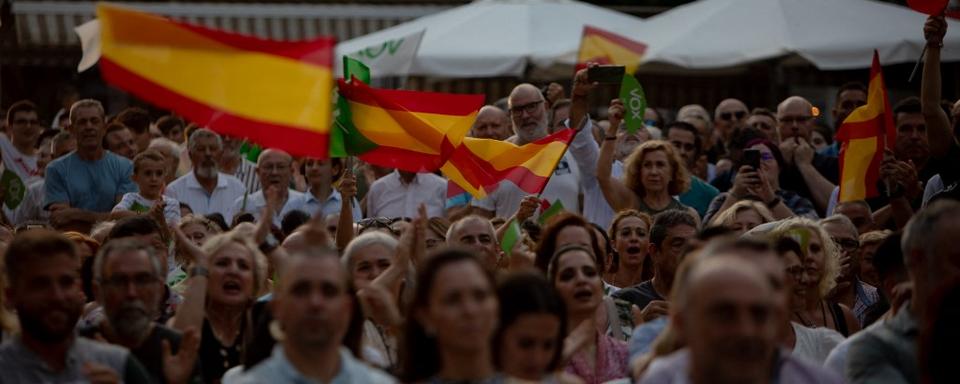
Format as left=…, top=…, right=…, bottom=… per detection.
left=793, top=300, right=827, bottom=328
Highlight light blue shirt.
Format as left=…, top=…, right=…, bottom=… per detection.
left=44, top=151, right=136, bottom=212
left=234, top=346, right=396, bottom=384
left=300, top=189, right=362, bottom=222
left=629, top=316, right=668, bottom=360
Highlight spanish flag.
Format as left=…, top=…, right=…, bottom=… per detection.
left=576, top=26, right=647, bottom=74
left=441, top=129, right=576, bottom=199
left=97, top=4, right=334, bottom=158
left=336, top=78, right=484, bottom=172
left=837, top=51, right=895, bottom=203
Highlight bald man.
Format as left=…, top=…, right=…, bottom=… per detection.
left=470, top=106, right=511, bottom=141
left=231, top=149, right=307, bottom=227
left=471, top=80, right=597, bottom=219
left=776, top=96, right=838, bottom=214
left=711, top=98, right=749, bottom=158
left=639, top=254, right=842, bottom=383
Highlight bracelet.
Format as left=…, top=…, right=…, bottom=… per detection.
left=604, top=136, right=617, bottom=141
left=189, top=266, right=209, bottom=278
left=766, top=197, right=782, bottom=209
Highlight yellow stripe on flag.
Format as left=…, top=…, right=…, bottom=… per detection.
left=578, top=34, right=643, bottom=73
left=346, top=101, right=477, bottom=154
left=461, top=138, right=569, bottom=177
left=839, top=136, right=878, bottom=202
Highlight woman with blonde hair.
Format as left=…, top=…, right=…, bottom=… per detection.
left=770, top=217, right=860, bottom=336
left=598, top=101, right=697, bottom=218
left=709, top=200, right=774, bottom=236
left=173, top=228, right=269, bottom=383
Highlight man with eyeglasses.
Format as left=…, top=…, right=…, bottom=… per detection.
left=776, top=96, right=839, bottom=215
left=820, top=215, right=878, bottom=327
left=471, top=76, right=596, bottom=220
left=712, top=99, right=750, bottom=157
left=232, top=149, right=307, bottom=227
left=665, top=121, right=719, bottom=218
left=3, top=100, right=45, bottom=185
left=80, top=238, right=201, bottom=384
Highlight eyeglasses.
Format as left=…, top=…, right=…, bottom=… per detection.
left=719, top=111, right=747, bottom=121
left=831, top=237, right=860, bottom=252
left=780, top=116, right=813, bottom=124
left=100, top=273, right=160, bottom=290
left=509, top=100, right=544, bottom=117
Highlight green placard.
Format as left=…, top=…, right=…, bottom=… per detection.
left=1, top=170, right=25, bottom=209
left=343, top=56, right=371, bottom=84
left=619, top=74, right=647, bottom=134
left=501, top=219, right=521, bottom=255
left=538, top=199, right=566, bottom=225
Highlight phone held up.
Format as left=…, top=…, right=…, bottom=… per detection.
left=587, top=65, right=626, bottom=85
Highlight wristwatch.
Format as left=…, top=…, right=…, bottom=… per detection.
left=189, top=266, right=209, bottom=278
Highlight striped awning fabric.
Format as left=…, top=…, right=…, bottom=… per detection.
left=11, top=1, right=450, bottom=47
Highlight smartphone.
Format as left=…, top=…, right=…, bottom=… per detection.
left=587, top=65, right=626, bottom=85
left=742, top=149, right=761, bottom=171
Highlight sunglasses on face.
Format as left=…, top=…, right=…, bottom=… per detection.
left=720, top=111, right=747, bottom=121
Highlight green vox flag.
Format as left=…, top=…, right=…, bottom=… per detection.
left=538, top=199, right=566, bottom=225
left=619, top=74, right=647, bottom=134
left=343, top=56, right=370, bottom=84
left=331, top=57, right=377, bottom=158
left=501, top=219, right=522, bottom=255
left=0, top=170, right=25, bottom=209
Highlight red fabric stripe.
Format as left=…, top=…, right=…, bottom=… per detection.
left=447, top=129, right=575, bottom=194
left=836, top=118, right=884, bottom=141
left=100, top=58, right=328, bottom=158
left=338, top=79, right=485, bottom=116
left=358, top=135, right=457, bottom=173
left=172, top=20, right=334, bottom=68
left=446, top=180, right=467, bottom=199
left=582, top=26, right=648, bottom=55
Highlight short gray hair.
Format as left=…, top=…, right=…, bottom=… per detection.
left=69, top=99, right=105, bottom=122
left=187, top=128, right=223, bottom=152
left=903, top=200, right=960, bottom=267
left=342, top=231, right=398, bottom=271
left=93, top=238, right=163, bottom=282
left=819, top=214, right=858, bottom=237
left=447, top=215, right=495, bottom=242
left=148, top=137, right=182, bottom=158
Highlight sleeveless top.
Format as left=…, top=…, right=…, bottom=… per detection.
left=635, top=197, right=686, bottom=217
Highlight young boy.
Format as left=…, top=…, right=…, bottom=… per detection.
left=112, top=149, right=181, bottom=226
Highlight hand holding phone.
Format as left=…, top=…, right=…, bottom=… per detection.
left=587, top=65, right=626, bottom=85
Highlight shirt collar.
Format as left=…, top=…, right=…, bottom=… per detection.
left=393, top=170, right=419, bottom=186
left=186, top=171, right=228, bottom=190
left=306, top=189, right=342, bottom=205
left=270, top=345, right=354, bottom=383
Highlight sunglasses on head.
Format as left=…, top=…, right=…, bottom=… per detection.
left=720, top=111, right=747, bottom=121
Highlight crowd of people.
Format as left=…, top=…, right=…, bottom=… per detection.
left=0, top=14, right=957, bottom=384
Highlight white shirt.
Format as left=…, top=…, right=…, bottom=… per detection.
left=472, top=126, right=593, bottom=219
left=112, top=193, right=182, bottom=226
left=164, top=171, right=245, bottom=221
left=366, top=171, right=446, bottom=218
left=233, top=189, right=307, bottom=228
left=577, top=120, right=626, bottom=229
left=300, top=188, right=362, bottom=222
left=790, top=322, right=845, bottom=365
left=7, top=179, right=47, bottom=226
left=0, top=134, right=40, bottom=184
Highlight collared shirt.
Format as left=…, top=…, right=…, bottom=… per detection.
left=639, top=348, right=843, bottom=384
left=300, top=188, right=362, bottom=222
left=0, top=335, right=151, bottom=383
left=366, top=170, right=446, bottom=219
left=165, top=171, right=246, bottom=221
left=44, top=151, right=137, bottom=212
left=233, top=189, right=308, bottom=227
left=846, top=302, right=919, bottom=384
left=853, top=280, right=880, bottom=326
left=233, top=158, right=261, bottom=195
left=234, top=346, right=396, bottom=384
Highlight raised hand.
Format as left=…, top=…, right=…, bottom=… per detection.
left=732, top=165, right=760, bottom=199
left=516, top=195, right=539, bottom=224
left=571, top=63, right=599, bottom=99
left=162, top=327, right=200, bottom=384
left=638, top=300, right=669, bottom=323
left=607, top=99, right=625, bottom=137
left=924, top=15, right=947, bottom=47
left=338, top=167, right=358, bottom=200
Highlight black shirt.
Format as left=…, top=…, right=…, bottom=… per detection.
left=611, top=280, right=664, bottom=311
left=78, top=323, right=195, bottom=384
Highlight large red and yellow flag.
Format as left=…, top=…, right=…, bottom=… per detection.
left=97, top=4, right=334, bottom=158
left=336, top=78, right=484, bottom=172
left=837, top=51, right=896, bottom=203
left=441, top=129, right=576, bottom=199
left=576, top=26, right=647, bottom=74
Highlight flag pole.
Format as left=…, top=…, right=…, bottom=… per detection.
left=908, top=46, right=926, bottom=83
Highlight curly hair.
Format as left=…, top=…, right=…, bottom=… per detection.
left=623, top=140, right=691, bottom=198
left=770, top=217, right=841, bottom=298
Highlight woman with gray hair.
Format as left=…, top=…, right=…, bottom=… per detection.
left=770, top=217, right=860, bottom=336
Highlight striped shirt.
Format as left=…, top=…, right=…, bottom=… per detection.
left=233, top=159, right=261, bottom=195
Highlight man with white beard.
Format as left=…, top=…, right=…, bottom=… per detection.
left=165, top=128, right=246, bottom=221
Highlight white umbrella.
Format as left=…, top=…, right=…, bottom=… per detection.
left=635, top=0, right=960, bottom=71
left=336, top=0, right=645, bottom=78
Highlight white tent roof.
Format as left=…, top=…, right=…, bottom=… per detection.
left=635, top=0, right=960, bottom=71
left=336, top=0, right=645, bottom=78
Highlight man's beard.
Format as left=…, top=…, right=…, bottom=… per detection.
left=18, top=300, right=82, bottom=343
left=107, top=301, right=154, bottom=342
left=195, top=164, right=218, bottom=179
left=515, top=120, right=548, bottom=144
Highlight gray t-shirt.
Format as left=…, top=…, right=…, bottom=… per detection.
left=639, top=348, right=842, bottom=384
left=0, top=336, right=151, bottom=383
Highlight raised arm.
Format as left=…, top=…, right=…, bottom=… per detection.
left=597, top=99, right=638, bottom=212
left=922, top=15, right=953, bottom=158
left=336, top=166, right=359, bottom=251
left=170, top=227, right=209, bottom=332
